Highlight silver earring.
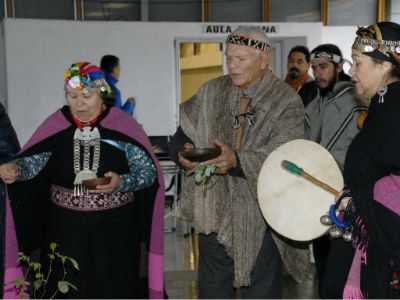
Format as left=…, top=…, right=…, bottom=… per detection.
left=377, top=81, right=387, bottom=103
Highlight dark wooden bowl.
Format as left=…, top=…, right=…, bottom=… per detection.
left=181, top=147, right=221, bottom=162
left=82, top=177, right=111, bottom=189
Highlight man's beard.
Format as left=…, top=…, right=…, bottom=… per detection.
left=288, top=67, right=300, bottom=79
left=318, top=75, right=337, bottom=96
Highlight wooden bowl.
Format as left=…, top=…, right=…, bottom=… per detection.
left=82, top=177, right=111, bottom=189
left=181, top=147, right=221, bottom=162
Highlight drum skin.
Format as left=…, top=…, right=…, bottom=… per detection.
left=257, top=139, right=343, bottom=241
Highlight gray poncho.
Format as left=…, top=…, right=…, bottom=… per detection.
left=178, top=71, right=310, bottom=287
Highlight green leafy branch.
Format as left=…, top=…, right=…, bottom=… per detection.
left=191, top=163, right=219, bottom=195
left=6, top=242, right=79, bottom=299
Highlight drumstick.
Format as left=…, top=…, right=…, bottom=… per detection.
left=281, top=160, right=339, bottom=195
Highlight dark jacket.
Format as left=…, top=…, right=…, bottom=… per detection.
left=0, top=103, right=20, bottom=164
left=0, top=102, right=19, bottom=296
left=298, top=81, right=318, bottom=107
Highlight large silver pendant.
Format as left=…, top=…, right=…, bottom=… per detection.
left=73, top=126, right=101, bottom=196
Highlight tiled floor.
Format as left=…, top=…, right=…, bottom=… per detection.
left=164, top=217, right=319, bottom=299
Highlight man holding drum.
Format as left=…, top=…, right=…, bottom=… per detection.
left=169, top=26, right=309, bottom=298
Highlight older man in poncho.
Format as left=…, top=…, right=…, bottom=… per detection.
left=169, top=26, right=310, bottom=298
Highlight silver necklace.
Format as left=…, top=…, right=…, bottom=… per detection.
left=73, top=126, right=101, bottom=196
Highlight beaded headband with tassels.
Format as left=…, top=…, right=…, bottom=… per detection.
left=226, top=34, right=270, bottom=51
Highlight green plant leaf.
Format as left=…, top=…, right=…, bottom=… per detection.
left=50, top=242, right=58, bottom=252
left=195, top=173, right=202, bottom=182
left=58, top=281, right=69, bottom=294
left=7, top=278, right=24, bottom=288
left=33, top=262, right=41, bottom=271
left=66, top=281, right=78, bottom=291
left=18, top=253, right=29, bottom=263
left=33, top=279, right=43, bottom=290
left=56, top=254, right=66, bottom=264
left=67, top=257, right=79, bottom=270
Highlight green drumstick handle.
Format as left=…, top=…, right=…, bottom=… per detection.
left=281, top=160, right=304, bottom=176
left=281, top=160, right=339, bottom=195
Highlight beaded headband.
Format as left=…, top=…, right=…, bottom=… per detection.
left=310, top=51, right=343, bottom=64
left=226, top=34, right=270, bottom=51
left=352, top=24, right=400, bottom=65
left=64, top=62, right=109, bottom=93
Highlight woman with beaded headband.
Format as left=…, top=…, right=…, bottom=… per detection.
left=0, top=62, right=165, bottom=298
left=321, top=22, right=400, bottom=299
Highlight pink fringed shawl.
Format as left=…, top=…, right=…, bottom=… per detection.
left=343, top=174, right=400, bottom=299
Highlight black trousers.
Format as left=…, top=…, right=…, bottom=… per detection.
left=198, top=231, right=282, bottom=299
left=313, top=235, right=331, bottom=296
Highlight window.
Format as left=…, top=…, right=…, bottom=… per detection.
left=148, top=0, right=202, bottom=21
left=210, top=0, right=263, bottom=22
left=270, top=0, right=321, bottom=22
left=83, top=0, right=140, bottom=21
left=328, top=0, right=377, bottom=26
left=14, top=0, right=74, bottom=19
left=0, top=0, right=4, bottom=19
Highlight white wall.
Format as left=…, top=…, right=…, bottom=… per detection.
left=2, top=19, right=355, bottom=145
left=388, top=0, right=400, bottom=23
left=321, top=25, right=358, bottom=73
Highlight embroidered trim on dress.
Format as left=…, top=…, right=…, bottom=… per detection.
left=50, top=184, right=135, bottom=212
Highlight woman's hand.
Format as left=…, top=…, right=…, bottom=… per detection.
left=335, top=189, right=352, bottom=211
left=203, top=139, right=236, bottom=175
left=0, top=163, right=19, bottom=184
left=89, top=172, right=122, bottom=194
left=178, top=143, right=198, bottom=171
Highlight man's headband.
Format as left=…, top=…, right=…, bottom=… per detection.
left=310, top=51, right=343, bottom=64
left=226, top=34, right=270, bottom=51
left=352, top=25, right=400, bottom=65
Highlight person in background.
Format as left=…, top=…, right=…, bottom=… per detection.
left=0, top=62, right=165, bottom=299
left=305, top=43, right=368, bottom=171
left=100, top=55, right=136, bottom=116
left=0, top=102, right=19, bottom=296
left=299, top=45, right=352, bottom=108
left=169, top=26, right=309, bottom=299
left=321, top=21, right=400, bottom=299
left=284, top=45, right=313, bottom=91
left=304, top=43, right=368, bottom=297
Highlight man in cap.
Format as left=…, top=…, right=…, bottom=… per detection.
left=169, top=26, right=309, bottom=298
left=303, top=43, right=368, bottom=295
left=284, top=45, right=313, bottom=92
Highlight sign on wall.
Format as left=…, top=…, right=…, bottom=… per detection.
left=202, top=24, right=279, bottom=34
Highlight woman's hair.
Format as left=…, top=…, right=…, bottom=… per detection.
left=100, top=90, right=115, bottom=108
left=372, top=58, right=400, bottom=79
left=100, top=55, right=120, bottom=73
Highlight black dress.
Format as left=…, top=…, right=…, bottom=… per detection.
left=321, top=82, right=400, bottom=298
left=9, top=107, right=156, bottom=299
